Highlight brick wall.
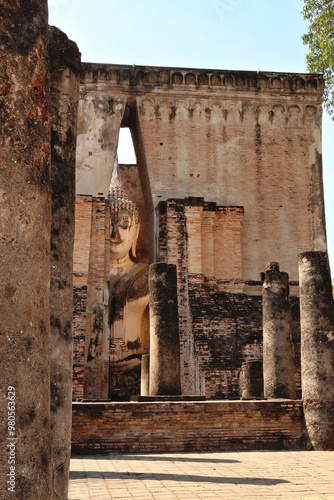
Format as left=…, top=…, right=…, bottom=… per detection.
left=73, top=286, right=87, bottom=399
left=189, top=278, right=302, bottom=399
left=73, top=195, right=93, bottom=286
left=136, top=95, right=325, bottom=282
left=71, top=400, right=306, bottom=454
left=73, top=195, right=93, bottom=397
left=157, top=199, right=200, bottom=394
left=156, top=198, right=246, bottom=395
left=74, top=64, right=322, bottom=401
left=74, top=192, right=302, bottom=400
left=157, top=198, right=301, bottom=399
left=77, top=66, right=326, bottom=283
left=183, top=202, right=244, bottom=279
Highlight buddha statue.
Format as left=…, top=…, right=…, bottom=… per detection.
left=107, top=160, right=149, bottom=400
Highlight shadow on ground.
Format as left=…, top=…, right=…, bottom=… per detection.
left=70, top=470, right=289, bottom=485
left=71, top=454, right=240, bottom=464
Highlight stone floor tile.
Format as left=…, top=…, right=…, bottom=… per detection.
left=69, top=450, right=334, bottom=500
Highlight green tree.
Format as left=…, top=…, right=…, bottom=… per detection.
left=302, top=0, right=334, bottom=118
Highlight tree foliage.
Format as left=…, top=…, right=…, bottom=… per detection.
left=302, top=0, right=334, bottom=118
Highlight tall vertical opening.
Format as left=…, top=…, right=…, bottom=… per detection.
left=117, top=127, right=136, bottom=164
left=118, top=100, right=154, bottom=264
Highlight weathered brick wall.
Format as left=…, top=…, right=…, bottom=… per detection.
left=73, top=196, right=107, bottom=398
left=74, top=193, right=303, bottom=400
left=73, top=286, right=87, bottom=399
left=157, top=198, right=246, bottom=395
left=189, top=279, right=302, bottom=399
left=76, top=94, right=126, bottom=197
left=71, top=400, right=306, bottom=453
left=189, top=279, right=262, bottom=398
left=73, top=195, right=93, bottom=285
left=74, top=65, right=322, bottom=400
left=73, top=195, right=93, bottom=398
left=183, top=202, right=244, bottom=279
left=136, top=97, right=325, bottom=282
left=77, top=65, right=326, bottom=282
left=157, top=199, right=200, bottom=394
left=80, top=196, right=108, bottom=398
left=73, top=192, right=303, bottom=400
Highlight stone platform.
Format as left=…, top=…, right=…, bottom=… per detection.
left=71, top=399, right=306, bottom=454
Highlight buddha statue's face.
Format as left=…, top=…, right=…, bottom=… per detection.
left=110, top=209, right=139, bottom=260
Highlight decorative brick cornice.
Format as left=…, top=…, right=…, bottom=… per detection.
left=81, top=62, right=324, bottom=96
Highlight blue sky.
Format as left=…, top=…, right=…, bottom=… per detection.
left=49, top=0, right=334, bottom=273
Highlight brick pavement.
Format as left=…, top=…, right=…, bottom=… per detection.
left=69, top=450, right=334, bottom=499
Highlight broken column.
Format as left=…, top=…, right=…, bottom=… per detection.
left=299, top=251, right=334, bottom=450
left=240, top=360, right=263, bottom=399
left=149, top=263, right=181, bottom=395
left=49, top=27, right=81, bottom=499
left=262, top=262, right=296, bottom=399
left=140, top=354, right=150, bottom=396
left=0, top=1, right=52, bottom=498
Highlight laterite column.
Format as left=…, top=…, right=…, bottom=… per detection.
left=0, top=1, right=52, bottom=497
left=140, top=354, right=150, bottom=396
left=240, top=360, right=263, bottom=399
left=149, top=263, right=181, bottom=395
left=262, top=262, right=296, bottom=399
left=49, top=27, right=81, bottom=499
left=299, top=251, right=334, bottom=450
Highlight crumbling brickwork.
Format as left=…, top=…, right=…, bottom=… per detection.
left=189, top=280, right=263, bottom=398
left=189, top=279, right=302, bottom=399
left=73, top=195, right=93, bottom=398
left=72, top=286, right=87, bottom=400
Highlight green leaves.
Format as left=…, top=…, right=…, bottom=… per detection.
left=302, top=0, right=334, bottom=118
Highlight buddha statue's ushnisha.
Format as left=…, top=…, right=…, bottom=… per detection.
left=107, top=159, right=149, bottom=400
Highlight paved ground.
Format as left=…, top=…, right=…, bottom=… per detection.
left=69, top=450, right=334, bottom=499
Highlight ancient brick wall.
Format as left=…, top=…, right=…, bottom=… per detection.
left=73, top=64, right=324, bottom=400
left=157, top=199, right=200, bottom=394
left=71, top=400, right=306, bottom=453
left=76, top=94, right=126, bottom=197
left=155, top=197, right=303, bottom=399
left=73, top=194, right=303, bottom=400
left=133, top=76, right=325, bottom=282
left=73, top=286, right=87, bottom=399
left=73, top=195, right=93, bottom=398
left=188, top=279, right=302, bottom=399
left=157, top=198, right=245, bottom=395
left=189, top=280, right=263, bottom=399
left=73, top=195, right=106, bottom=398
left=73, top=195, right=93, bottom=285
left=76, top=64, right=326, bottom=282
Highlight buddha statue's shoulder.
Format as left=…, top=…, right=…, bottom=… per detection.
left=126, top=262, right=149, bottom=301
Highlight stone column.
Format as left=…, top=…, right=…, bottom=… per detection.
left=0, top=1, right=52, bottom=498
left=140, top=354, right=150, bottom=396
left=240, top=360, right=263, bottom=399
left=262, top=262, right=296, bottom=399
left=49, top=27, right=81, bottom=500
left=149, top=263, right=181, bottom=395
left=299, top=251, right=334, bottom=450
